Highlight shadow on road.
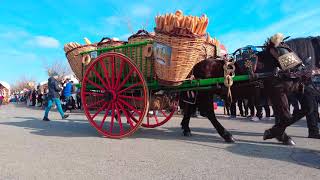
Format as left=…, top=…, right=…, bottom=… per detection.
left=226, top=142, right=320, bottom=169
left=131, top=127, right=320, bottom=169
left=1, top=114, right=319, bottom=169
left=0, top=116, right=98, bottom=137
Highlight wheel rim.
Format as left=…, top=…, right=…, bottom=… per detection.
left=81, top=52, right=149, bottom=138
left=143, top=107, right=176, bottom=128
left=131, top=99, right=177, bottom=128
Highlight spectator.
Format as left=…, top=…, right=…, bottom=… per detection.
left=76, top=88, right=81, bottom=109
left=71, top=81, right=77, bottom=109
left=256, top=96, right=271, bottom=120
left=32, top=89, right=37, bottom=106
left=229, top=101, right=237, bottom=118
left=62, top=79, right=72, bottom=111
left=0, top=94, right=3, bottom=106
left=43, top=72, right=69, bottom=121
left=37, top=92, right=43, bottom=107
left=15, top=94, right=19, bottom=104
left=288, top=94, right=299, bottom=114
left=238, top=99, right=247, bottom=117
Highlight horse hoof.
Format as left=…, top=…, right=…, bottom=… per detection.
left=308, top=134, right=320, bottom=139
left=275, top=134, right=296, bottom=145
left=183, top=131, right=192, bottom=137
left=283, top=138, right=296, bottom=146
left=224, top=135, right=236, bottom=143
left=263, top=130, right=274, bottom=140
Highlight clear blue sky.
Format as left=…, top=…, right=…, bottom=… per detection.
left=1, top=0, right=319, bottom=84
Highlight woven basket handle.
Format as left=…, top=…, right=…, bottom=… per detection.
left=135, top=29, right=150, bottom=36
left=97, top=37, right=112, bottom=45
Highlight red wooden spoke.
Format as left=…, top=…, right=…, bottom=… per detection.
left=118, top=98, right=141, bottom=115
left=153, top=111, right=159, bottom=124
left=99, top=102, right=112, bottom=129
left=140, top=105, right=176, bottom=128
left=87, top=99, right=105, bottom=109
left=109, top=103, right=115, bottom=133
left=160, top=110, right=168, bottom=118
left=117, top=102, right=134, bottom=128
left=118, top=95, right=144, bottom=101
left=85, top=78, right=105, bottom=92
left=91, top=68, right=110, bottom=89
left=91, top=102, right=108, bottom=120
left=116, top=68, right=135, bottom=91
left=84, top=91, right=104, bottom=97
left=117, top=82, right=143, bottom=95
left=111, top=57, right=115, bottom=89
left=115, top=59, right=125, bottom=89
left=147, top=115, right=150, bottom=125
left=114, top=103, right=124, bottom=134
left=99, top=60, right=111, bottom=88
left=128, top=112, right=138, bottom=123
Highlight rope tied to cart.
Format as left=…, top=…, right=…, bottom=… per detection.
left=223, top=61, right=235, bottom=102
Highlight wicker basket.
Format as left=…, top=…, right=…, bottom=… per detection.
left=200, top=42, right=216, bottom=60
left=154, top=31, right=206, bottom=86
left=128, top=30, right=154, bottom=78
left=94, top=37, right=127, bottom=77
left=65, top=44, right=97, bottom=80
left=96, top=37, right=126, bottom=49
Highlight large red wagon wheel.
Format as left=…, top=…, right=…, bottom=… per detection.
left=81, top=52, right=149, bottom=138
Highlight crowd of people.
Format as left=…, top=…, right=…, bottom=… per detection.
left=10, top=74, right=82, bottom=121
left=225, top=97, right=272, bottom=121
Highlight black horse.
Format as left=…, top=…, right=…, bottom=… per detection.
left=180, top=35, right=317, bottom=144
left=180, top=55, right=262, bottom=143
left=262, top=38, right=320, bottom=141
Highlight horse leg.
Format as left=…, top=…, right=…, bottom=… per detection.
left=180, top=103, right=195, bottom=136
left=203, top=91, right=236, bottom=142
left=265, top=86, right=316, bottom=140
left=263, top=85, right=291, bottom=140
left=205, top=108, right=235, bottom=143
left=295, top=87, right=320, bottom=138
left=268, top=109, right=295, bottom=145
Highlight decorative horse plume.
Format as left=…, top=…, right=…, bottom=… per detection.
left=264, top=33, right=285, bottom=48
left=270, top=33, right=284, bottom=47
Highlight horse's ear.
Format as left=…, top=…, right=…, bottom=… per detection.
left=283, top=36, right=291, bottom=41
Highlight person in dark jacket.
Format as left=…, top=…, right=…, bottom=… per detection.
left=43, top=72, right=69, bottom=121
left=37, top=92, right=43, bottom=107
left=32, top=90, right=37, bottom=106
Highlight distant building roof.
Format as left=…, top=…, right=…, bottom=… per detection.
left=0, top=81, right=10, bottom=90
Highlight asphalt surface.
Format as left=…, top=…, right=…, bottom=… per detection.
left=0, top=104, right=319, bottom=180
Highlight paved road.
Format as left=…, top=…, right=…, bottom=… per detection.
left=0, top=104, right=319, bottom=180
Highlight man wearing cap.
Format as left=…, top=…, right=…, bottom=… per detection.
left=43, top=72, right=69, bottom=121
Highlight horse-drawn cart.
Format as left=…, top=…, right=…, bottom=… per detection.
left=64, top=10, right=257, bottom=138
left=69, top=40, right=250, bottom=138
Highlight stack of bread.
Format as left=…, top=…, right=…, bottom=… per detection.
left=64, top=42, right=82, bottom=52
left=155, top=10, right=209, bottom=36
left=154, top=10, right=211, bottom=86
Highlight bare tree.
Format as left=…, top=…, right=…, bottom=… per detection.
left=11, top=76, right=36, bottom=93
left=44, top=59, right=73, bottom=78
